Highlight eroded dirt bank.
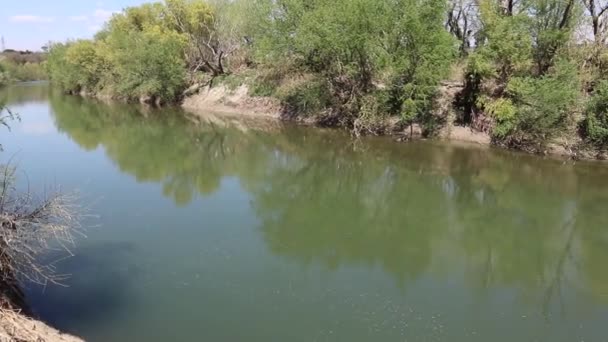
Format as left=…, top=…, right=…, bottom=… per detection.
left=181, top=83, right=607, bottom=161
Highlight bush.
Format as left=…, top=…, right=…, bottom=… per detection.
left=0, top=165, right=81, bottom=287
left=0, top=63, right=9, bottom=87
left=46, top=1, right=213, bottom=102
left=104, top=27, right=187, bottom=102
left=47, top=41, right=93, bottom=92
left=48, top=17, right=187, bottom=102
left=584, top=80, right=608, bottom=148
left=277, top=78, right=333, bottom=117
left=490, top=60, right=580, bottom=147
left=253, top=0, right=455, bottom=128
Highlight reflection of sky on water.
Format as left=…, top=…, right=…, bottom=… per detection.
left=21, top=120, right=54, bottom=135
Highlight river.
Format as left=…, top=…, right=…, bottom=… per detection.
left=1, top=82, right=608, bottom=341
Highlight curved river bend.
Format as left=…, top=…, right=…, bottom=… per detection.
left=2, top=83, right=608, bottom=342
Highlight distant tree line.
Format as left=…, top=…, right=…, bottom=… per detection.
left=45, top=0, right=608, bottom=153
left=0, top=50, right=47, bottom=85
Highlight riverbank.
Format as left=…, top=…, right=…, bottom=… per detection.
left=181, top=82, right=607, bottom=162
left=0, top=308, right=83, bottom=342
left=51, top=79, right=607, bottom=162
left=0, top=286, right=82, bottom=342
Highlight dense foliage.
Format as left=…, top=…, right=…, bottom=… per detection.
left=459, top=0, right=584, bottom=148
left=46, top=0, right=247, bottom=104
left=251, top=0, right=455, bottom=133
left=584, top=80, right=608, bottom=147
left=45, top=0, right=608, bottom=152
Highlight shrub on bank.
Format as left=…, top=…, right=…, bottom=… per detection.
left=584, top=81, right=608, bottom=149
left=41, top=0, right=608, bottom=156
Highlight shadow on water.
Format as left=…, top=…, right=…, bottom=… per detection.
left=22, top=241, right=139, bottom=335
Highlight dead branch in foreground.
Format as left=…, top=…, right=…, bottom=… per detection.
left=0, top=164, right=83, bottom=293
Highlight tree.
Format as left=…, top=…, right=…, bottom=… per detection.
left=459, top=0, right=582, bottom=147
left=446, top=0, right=479, bottom=55
left=531, top=0, right=581, bottom=75
left=103, top=25, right=188, bottom=103
left=165, top=0, right=245, bottom=76
left=582, top=0, right=608, bottom=44
left=253, top=0, right=455, bottom=132
left=499, top=60, right=580, bottom=146
left=385, top=0, right=456, bottom=134
left=584, top=80, right=608, bottom=147
left=46, top=41, right=104, bottom=93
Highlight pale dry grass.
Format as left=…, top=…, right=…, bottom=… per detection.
left=0, top=308, right=82, bottom=342
left=0, top=164, right=85, bottom=341
left=0, top=165, right=84, bottom=287
left=182, top=84, right=281, bottom=118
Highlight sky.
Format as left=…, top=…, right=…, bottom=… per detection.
left=0, top=0, right=150, bottom=51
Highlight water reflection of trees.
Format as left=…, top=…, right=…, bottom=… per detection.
left=0, top=82, right=49, bottom=106
left=50, top=92, right=608, bottom=309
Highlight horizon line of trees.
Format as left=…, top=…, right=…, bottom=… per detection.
left=45, top=0, right=608, bottom=152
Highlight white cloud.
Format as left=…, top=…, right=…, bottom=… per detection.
left=65, top=8, right=117, bottom=34
left=69, top=16, right=89, bottom=22
left=9, top=15, right=55, bottom=24
left=93, top=9, right=115, bottom=22
left=88, top=25, right=102, bottom=33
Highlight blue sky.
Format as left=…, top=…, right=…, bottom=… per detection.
left=0, top=0, right=150, bottom=51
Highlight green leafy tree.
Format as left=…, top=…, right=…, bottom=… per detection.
left=500, top=60, right=580, bottom=146
left=584, top=80, right=608, bottom=148
left=383, top=0, right=455, bottom=134
left=460, top=0, right=582, bottom=148
left=253, top=0, right=455, bottom=131
left=104, top=26, right=188, bottom=102
left=47, top=42, right=102, bottom=93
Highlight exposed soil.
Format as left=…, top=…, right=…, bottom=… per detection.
left=182, top=85, right=281, bottom=119
left=181, top=83, right=606, bottom=162
left=0, top=309, right=83, bottom=342
left=442, top=125, right=491, bottom=145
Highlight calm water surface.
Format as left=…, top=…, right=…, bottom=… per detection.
left=1, top=83, right=608, bottom=342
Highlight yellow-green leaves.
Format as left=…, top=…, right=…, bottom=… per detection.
left=482, top=97, right=517, bottom=139
left=165, top=0, right=214, bottom=37
left=47, top=1, right=217, bottom=102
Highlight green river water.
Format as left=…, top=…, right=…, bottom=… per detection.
left=1, top=82, right=608, bottom=342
